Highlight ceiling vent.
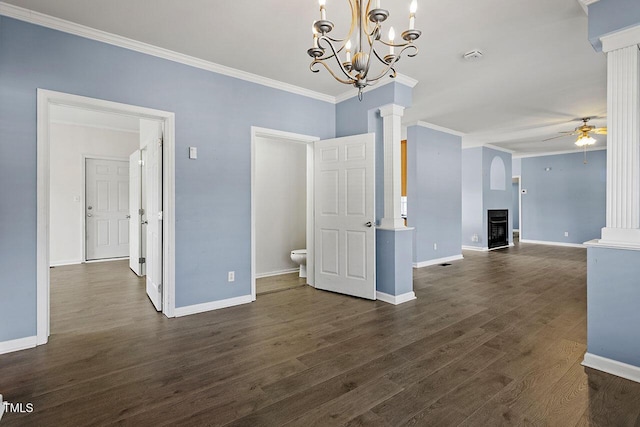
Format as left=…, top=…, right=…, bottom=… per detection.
left=463, top=49, right=483, bottom=61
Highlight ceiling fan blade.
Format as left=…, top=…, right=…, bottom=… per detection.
left=542, top=134, right=573, bottom=142
left=593, top=127, right=607, bottom=135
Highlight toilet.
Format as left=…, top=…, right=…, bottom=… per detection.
left=290, top=249, right=307, bottom=278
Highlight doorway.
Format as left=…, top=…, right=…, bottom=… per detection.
left=37, top=89, right=176, bottom=346
left=250, top=127, right=318, bottom=298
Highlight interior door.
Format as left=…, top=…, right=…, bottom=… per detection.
left=315, top=133, right=376, bottom=299
left=129, top=150, right=143, bottom=276
left=145, top=126, right=163, bottom=311
left=86, top=158, right=130, bottom=260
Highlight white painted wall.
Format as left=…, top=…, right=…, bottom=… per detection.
left=50, top=123, right=140, bottom=265
left=255, top=137, right=307, bottom=276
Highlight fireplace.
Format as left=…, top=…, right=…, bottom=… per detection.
left=488, top=209, right=508, bottom=249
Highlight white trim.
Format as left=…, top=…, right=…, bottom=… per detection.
left=50, top=259, right=83, bottom=267
left=513, top=229, right=520, bottom=232
left=462, top=243, right=514, bottom=252
left=513, top=175, right=522, bottom=239
left=462, top=245, right=489, bottom=252
left=0, top=394, right=3, bottom=421
left=584, top=239, right=640, bottom=251
left=406, top=121, right=466, bottom=137
left=582, top=352, right=640, bottom=384
left=601, top=24, right=640, bottom=53
left=0, top=2, right=334, bottom=104
left=513, top=146, right=607, bottom=159
left=413, top=254, right=463, bottom=268
left=484, top=144, right=515, bottom=154
left=84, top=257, right=129, bottom=264
left=577, top=0, right=600, bottom=15
left=519, top=239, right=585, bottom=248
left=255, top=268, right=300, bottom=279
left=250, top=127, right=320, bottom=300
left=376, top=291, right=416, bottom=305
left=51, top=119, right=139, bottom=135
left=335, top=73, right=418, bottom=104
left=174, top=294, right=253, bottom=317
left=0, top=336, right=37, bottom=355
left=37, top=89, right=177, bottom=347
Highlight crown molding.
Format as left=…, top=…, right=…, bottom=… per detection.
left=513, top=146, right=606, bottom=159
left=406, top=120, right=466, bottom=137
left=484, top=144, right=515, bottom=154
left=335, top=73, right=419, bottom=104
left=0, top=2, right=336, bottom=104
left=577, top=0, right=601, bottom=15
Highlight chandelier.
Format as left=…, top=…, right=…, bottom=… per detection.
left=307, top=0, right=421, bottom=100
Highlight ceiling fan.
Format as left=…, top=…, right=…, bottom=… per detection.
left=543, top=117, right=607, bottom=146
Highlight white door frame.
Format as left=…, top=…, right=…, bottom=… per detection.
left=250, top=126, right=320, bottom=300
left=514, top=175, right=522, bottom=237
left=81, top=154, right=130, bottom=263
left=37, top=89, right=177, bottom=345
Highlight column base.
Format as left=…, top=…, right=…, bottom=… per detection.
left=599, top=227, right=640, bottom=247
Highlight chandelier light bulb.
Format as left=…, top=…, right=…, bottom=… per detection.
left=319, top=0, right=327, bottom=20
left=345, top=40, right=352, bottom=63
left=388, top=27, right=395, bottom=55
left=375, top=0, right=381, bottom=8
left=409, top=0, right=417, bottom=29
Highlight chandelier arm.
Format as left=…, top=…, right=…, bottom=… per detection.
left=311, top=59, right=356, bottom=84
left=317, top=36, right=358, bottom=81
left=366, top=48, right=411, bottom=83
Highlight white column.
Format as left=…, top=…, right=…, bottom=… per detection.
left=600, top=41, right=640, bottom=245
left=379, top=104, right=405, bottom=229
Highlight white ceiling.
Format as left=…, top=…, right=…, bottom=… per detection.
left=4, top=0, right=607, bottom=154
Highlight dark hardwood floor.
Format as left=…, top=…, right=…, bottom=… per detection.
left=256, top=272, right=306, bottom=295
left=2, top=242, right=640, bottom=426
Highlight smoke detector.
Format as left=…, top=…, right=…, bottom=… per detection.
left=463, top=49, right=484, bottom=61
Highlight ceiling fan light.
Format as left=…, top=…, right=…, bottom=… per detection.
left=575, top=135, right=596, bottom=147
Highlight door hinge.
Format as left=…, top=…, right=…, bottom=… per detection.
left=138, top=159, right=144, bottom=166
left=139, top=208, right=145, bottom=215
left=158, top=137, right=163, bottom=146
left=158, top=283, right=162, bottom=294
left=139, top=257, right=146, bottom=264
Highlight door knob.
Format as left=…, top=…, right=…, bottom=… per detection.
left=87, top=213, right=93, bottom=217
left=142, top=220, right=148, bottom=225
left=365, top=221, right=373, bottom=228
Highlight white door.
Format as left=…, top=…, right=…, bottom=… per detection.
left=129, top=150, right=143, bottom=276
left=145, top=129, right=163, bottom=311
left=315, top=133, right=376, bottom=299
left=86, top=159, right=130, bottom=260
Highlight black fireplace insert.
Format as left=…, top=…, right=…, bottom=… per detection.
left=488, top=209, right=508, bottom=249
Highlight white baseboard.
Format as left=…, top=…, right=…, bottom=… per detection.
left=50, top=259, right=83, bottom=267
left=255, top=268, right=299, bottom=279
left=174, top=294, right=253, bottom=317
left=513, top=229, right=520, bottom=232
left=85, top=257, right=129, bottom=264
left=582, top=352, right=640, bottom=384
left=413, top=254, right=463, bottom=268
left=376, top=291, right=416, bottom=305
left=462, top=245, right=489, bottom=251
left=519, top=239, right=585, bottom=248
left=0, top=336, right=37, bottom=355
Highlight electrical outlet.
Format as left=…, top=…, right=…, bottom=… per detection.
left=433, top=243, right=437, bottom=250
left=472, top=234, right=479, bottom=243
left=228, top=271, right=235, bottom=282
left=564, top=231, right=569, bottom=237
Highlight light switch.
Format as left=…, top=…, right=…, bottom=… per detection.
left=189, top=147, right=197, bottom=159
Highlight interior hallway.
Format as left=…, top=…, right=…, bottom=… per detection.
left=1, top=246, right=640, bottom=425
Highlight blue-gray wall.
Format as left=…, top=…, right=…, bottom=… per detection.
left=483, top=148, right=513, bottom=245
left=588, top=0, right=640, bottom=51
left=407, top=125, right=462, bottom=263
left=462, top=147, right=512, bottom=248
left=512, top=157, right=522, bottom=177
left=521, top=151, right=606, bottom=244
left=512, top=182, right=520, bottom=230
left=462, top=147, right=484, bottom=248
left=587, top=246, right=640, bottom=367
left=0, top=17, right=335, bottom=342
